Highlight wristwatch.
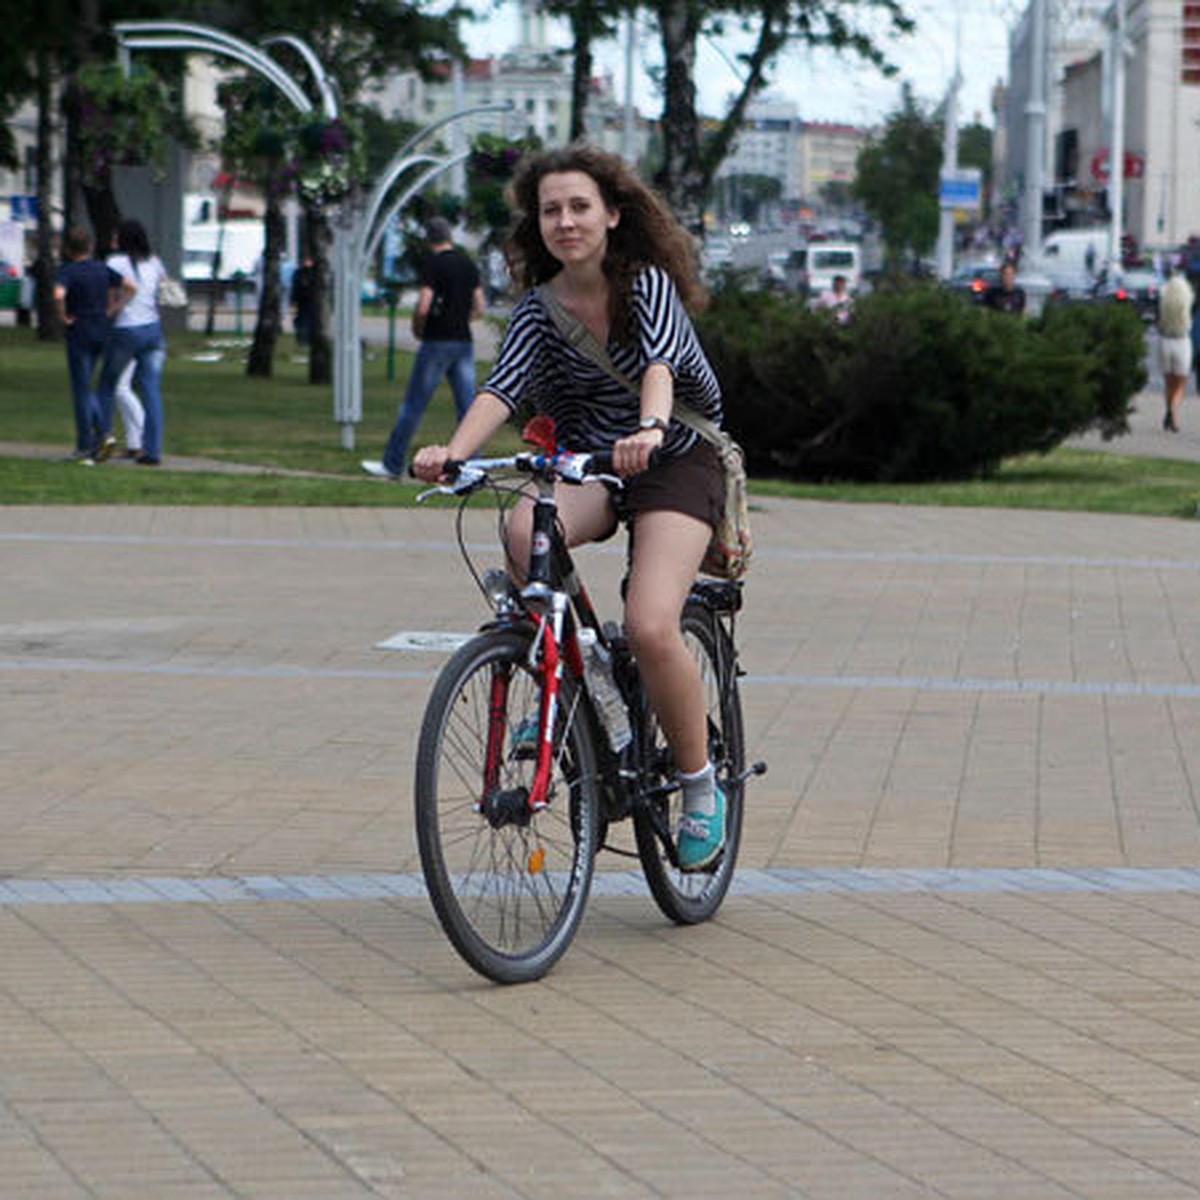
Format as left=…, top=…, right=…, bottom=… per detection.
left=638, top=416, right=670, bottom=434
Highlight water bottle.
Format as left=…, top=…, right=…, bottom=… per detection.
left=577, top=627, right=632, bottom=752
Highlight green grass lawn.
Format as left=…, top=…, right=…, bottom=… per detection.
left=3, top=325, right=1200, bottom=519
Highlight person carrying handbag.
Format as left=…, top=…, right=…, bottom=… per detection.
left=413, top=143, right=734, bottom=872
left=95, top=219, right=169, bottom=465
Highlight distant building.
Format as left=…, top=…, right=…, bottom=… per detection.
left=713, top=94, right=868, bottom=214
left=798, top=121, right=869, bottom=198
left=408, top=2, right=651, bottom=166
left=714, top=94, right=804, bottom=203
left=996, top=0, right=1200, bottom=253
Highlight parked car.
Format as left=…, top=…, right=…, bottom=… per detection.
left=1091, top=266, right=1160, bottom=323
left=948, top=262, right=1002, bottom=304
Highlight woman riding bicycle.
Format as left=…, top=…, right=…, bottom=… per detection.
left=412, top=142, right=728, bottom=872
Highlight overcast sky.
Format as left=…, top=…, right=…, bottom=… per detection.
left=459, top=0, right=1017, bottom=129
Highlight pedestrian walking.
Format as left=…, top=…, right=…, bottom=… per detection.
left=361, top=217, right=485, bottom=480
left=52, top=226, right=133, bottom=462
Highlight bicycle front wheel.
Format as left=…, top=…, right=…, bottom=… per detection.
left=634, top=601, right=745, bottom=924
left=415, top=629, right=600, bottom=984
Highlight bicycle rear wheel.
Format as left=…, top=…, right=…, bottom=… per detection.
left=634, top=601, right=745, bottom=924
left=415, top=629, right=600, bottom=983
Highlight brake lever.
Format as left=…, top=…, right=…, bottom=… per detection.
left=416, top=484, right=455, bottom=504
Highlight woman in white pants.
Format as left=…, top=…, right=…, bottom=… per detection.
left=113, top=359, right=144, bottom=456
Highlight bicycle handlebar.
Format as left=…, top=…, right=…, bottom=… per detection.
left=417, top=448, right=620, bottom=501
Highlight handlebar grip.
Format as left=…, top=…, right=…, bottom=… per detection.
left=409, top=458, right=463, bottom=481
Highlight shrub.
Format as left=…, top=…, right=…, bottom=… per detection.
left=697, top=279, right=1146, bottom=482
left=694, top=284, right=848, bottom=475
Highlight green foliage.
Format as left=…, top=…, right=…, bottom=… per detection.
left=693, top=285, right=847, bottom=472
left=1035, top=300, right=1148, bottom=440
left=75, top=62, right=183, bottom=184
left=464, top=132, right=542, bottom=244
left=696, top=281, right=1146, bottom=483
left=853, top=84, right=940, bottom=268
left=219, top=77, right=365, bottom=204
left=358, top=107, right=421, bottom=183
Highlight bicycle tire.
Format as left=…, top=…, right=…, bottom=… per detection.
left=415, top=628, right=600, bottom=983
left=633, top=601, right=745, bottom=924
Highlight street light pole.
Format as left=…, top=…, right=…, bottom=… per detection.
left=1021, top=0, right=1047, bottom=272
left=1108, top=0, right=1128, bottom=265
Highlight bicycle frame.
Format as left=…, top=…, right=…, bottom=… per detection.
left=480, top=468, right=612, bottom=814
left=419, top=434, right=747, bottom=845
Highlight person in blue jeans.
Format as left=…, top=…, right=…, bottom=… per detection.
left=53, top=227, right=134, bottom=461
left=362, top=217, right=485, bottom=479
left=96, top=219, right=168, bottom=465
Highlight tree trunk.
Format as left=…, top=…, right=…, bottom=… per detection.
left=81, top=180, right=121, bottom=266
left=33, top=45, right=59, bottom=340
left=653, top=0, right=706, bottom=237
left=568, top=17, right=594, bottom=141
left=246, top=195, right=284, bottom=377
left=61, top=75, right=80, bottom=241
left=303, top=203, right=333, bottom=385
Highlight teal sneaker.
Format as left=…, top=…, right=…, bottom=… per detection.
left=677, top=784, right=726, bottom=872
left=509, top=714, right=540, bottom=758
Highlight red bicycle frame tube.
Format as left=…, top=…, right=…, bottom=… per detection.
left=528, top=615, right=561, bottom=809
left=479, top=615, right=576, bottom=812
left=483, top=667, right=511, bottom=799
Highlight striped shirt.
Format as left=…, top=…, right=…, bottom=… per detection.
left=482, top=266, right=722, bottom=457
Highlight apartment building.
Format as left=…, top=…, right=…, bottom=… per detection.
left=1003, top=0, right=1200, bottom=251
left=713, top=93, right=868, bottom=209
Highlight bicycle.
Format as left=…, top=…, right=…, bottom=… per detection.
left=413, top=418, right=766, bottom=983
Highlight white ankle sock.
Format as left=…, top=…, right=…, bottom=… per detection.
left=678, top=762, right=716, bottom=816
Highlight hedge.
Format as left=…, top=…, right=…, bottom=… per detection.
left=696, top=279, right=1147, bottom=483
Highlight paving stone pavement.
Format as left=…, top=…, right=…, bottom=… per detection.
left=5, top=480, right=1200, bottom=1198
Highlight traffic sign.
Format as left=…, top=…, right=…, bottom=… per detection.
left=938, top=169, right=982, bottom=211
left=9, top=195, right=37, bottom=221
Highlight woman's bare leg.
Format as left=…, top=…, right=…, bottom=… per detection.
left=501, top=482, right=616, bottom=581
left=622, top=509, right=711, bottom=774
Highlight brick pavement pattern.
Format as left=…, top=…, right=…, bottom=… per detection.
left=5, top=496, right=1200, bottom=1198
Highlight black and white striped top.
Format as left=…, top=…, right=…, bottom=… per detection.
left=482, top=265, right=723, bottom=457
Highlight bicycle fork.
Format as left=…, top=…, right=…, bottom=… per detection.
left=478, top=605, right=576, bottom=826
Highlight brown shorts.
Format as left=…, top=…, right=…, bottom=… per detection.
left=616, top=439, right=725, bottom=534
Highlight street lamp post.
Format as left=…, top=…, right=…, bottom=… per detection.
left=333, top=103, right=512, bottom=449
left=116, top=21, right=510, bottom=447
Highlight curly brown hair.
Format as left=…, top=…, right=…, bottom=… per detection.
left=503, top=141, right=707, bottom=341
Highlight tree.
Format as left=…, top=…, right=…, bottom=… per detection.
left=718, top=172, right=782, bottom=223
left=218, top=81, right=299, bottom=378
left=648, top=0, right=913, bottom=233
left=853, top=83, right=940, bottom=269
left=957, top=119, right=993, bottom=221
left=539, top=0, right=627, bottom=141
left=222, top=0, right=466, bottom=384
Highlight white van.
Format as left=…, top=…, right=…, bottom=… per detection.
left=784, top=242, right=862, bottom=298
left=1041, top=228, right=1110, bottom=295
left=182, top=221, right=264, bottom=282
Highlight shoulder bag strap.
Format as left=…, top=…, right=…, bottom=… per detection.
left=537, top=285, right=722, bottom=448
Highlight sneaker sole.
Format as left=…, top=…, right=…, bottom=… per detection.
left=677, top=844, right=725, bottom=873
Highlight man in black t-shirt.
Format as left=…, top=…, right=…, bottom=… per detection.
left=363, top=217, right=485, bottom=479
left=983, top=261, right=1026, bottom=315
